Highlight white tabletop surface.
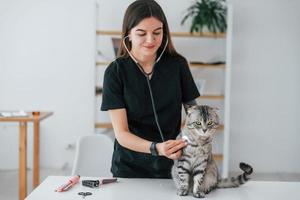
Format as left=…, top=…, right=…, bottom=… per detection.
left=25, top=176, right=300, bottom=200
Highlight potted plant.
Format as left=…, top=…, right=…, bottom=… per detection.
left=181, top=0, right=227, bottom=35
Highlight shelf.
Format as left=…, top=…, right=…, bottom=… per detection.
left=95, top=86, right=102, bottom=95
left=96, top=86, right=223, bottom=99
left=213, top=154, right=223, bottom=161
left=96, top=61, right=225, bottom=69
left=96, top=61, right=110, bottom=66
left=95, top=122, right=113, bottom=129
left=189, top=62, right=225, bottom=69
left=198, top=95, right=224, bottom=100
left=96, top=88, right=223, bottom=100
left=96, top=30, right=226, bottom=38
left=95, top=122, right=224, bottom=131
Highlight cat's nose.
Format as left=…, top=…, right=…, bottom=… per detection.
left=203, top=129, right=207, bottom=133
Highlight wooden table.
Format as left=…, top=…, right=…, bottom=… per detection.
left=0, top=111, right=53, bottom=200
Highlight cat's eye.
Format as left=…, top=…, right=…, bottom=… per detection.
left=193, top=121, right=201, bottom=126
left=207, top=121, right=213, bottom=126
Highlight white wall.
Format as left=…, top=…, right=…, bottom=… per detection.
left=229, top=0, right=300, bottom=173
left=0, top=0, right=95, bottom=170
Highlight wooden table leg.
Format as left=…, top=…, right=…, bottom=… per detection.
left=19, top=122, right=27, bottom=200
left=33, top=120, right=40, bottom=188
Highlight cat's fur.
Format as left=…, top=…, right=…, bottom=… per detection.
left=172, top=105, right=253, bottom=198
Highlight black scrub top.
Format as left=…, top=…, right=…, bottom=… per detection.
left=101, top=54, right=200, bottom=178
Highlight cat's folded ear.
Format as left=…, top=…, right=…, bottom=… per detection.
left=186, top=105, right=198, bottom=114
left=210, top=106, right=220, bottom=123
left=184, top=99, right=198, bottom=114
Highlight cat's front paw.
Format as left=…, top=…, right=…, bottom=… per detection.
left=177, top=188, right=189, bottom=196
left=193, top=191, right=205, bottom=198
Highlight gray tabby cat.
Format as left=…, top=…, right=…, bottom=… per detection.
left=172, top=105, right=253, bottom=198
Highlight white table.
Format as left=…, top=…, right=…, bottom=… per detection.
left=25, top=176, right=300, bottom=200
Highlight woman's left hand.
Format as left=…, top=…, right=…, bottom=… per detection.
left=156, top=139, right=187, bottom=160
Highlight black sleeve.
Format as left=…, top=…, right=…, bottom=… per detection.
left=179, top=57, right=200, bottom=103
left=100, top=61, right=125, bottom=111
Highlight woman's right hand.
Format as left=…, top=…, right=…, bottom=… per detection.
left=156, top=139, right=187, bottom=160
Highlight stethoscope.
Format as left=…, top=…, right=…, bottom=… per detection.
left=122, top=35, right=169, bottom=142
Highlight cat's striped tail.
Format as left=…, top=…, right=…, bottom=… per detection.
left=217, top=162, right=253, bottom=188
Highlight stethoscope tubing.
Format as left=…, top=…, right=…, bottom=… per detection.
left=122, top=36, right=168, bottom=142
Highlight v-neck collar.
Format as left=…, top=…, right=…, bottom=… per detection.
left=128, top=57, right=159, bottom=82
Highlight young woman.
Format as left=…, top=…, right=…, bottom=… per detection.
left=101, top=0, right=200, bottom=178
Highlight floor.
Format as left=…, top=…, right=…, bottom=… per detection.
left=0, top=169, right=299, bottom=200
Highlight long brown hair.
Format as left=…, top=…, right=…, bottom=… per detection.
left=118, top=0, right=179, bottom=58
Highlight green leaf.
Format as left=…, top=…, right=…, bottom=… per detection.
left=182, top=0, right=227, bottom=34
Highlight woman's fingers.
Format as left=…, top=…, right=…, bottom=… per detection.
left=168, top=149, right=182, bottom=160
left=165, top=139, right=184, bottom=147
left=167, top=142, right=186, bottom=155
left=164, top=139, right=187, bottom=157
left=156, top=139, right=187, bottom=158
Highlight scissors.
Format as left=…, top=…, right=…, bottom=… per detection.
left=78, top=192, right=92, bottom=199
